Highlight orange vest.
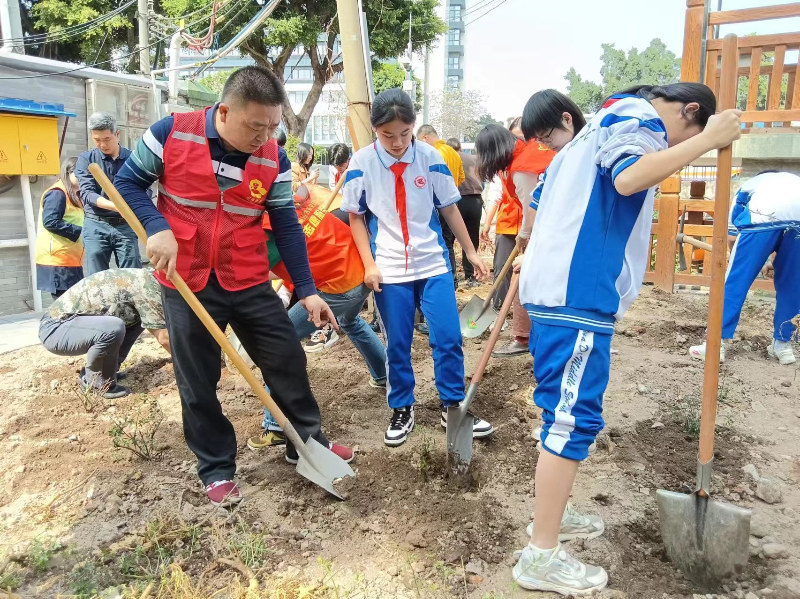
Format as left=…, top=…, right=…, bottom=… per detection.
left=35, top=181, right=84, bottom=267
left=266, top=185, right=364, bottom=295
left=496, top=140, right=556, bottom=235
left=155, top=109, right=279, bottom=292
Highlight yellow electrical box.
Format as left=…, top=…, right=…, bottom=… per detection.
left=0, top=114, right=60, bottom=176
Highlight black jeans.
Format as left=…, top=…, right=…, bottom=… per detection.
left=457, top=194, right=483, bottom=280
left=161, top=272, right=328, bottom=485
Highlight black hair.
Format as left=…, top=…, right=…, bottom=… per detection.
left=521, top=89, right=587, bottom=142
left=328, top=143, right=351, bottom=166
left=60, top=156, right=82, bottom=208
left=756, top=169, right=780, bottom=175
left=274, top=128, right=287, bottom=147
left=446, top=137, right=461, bottom=152
left=370, top=88, right=416, bottom=127
left=296, top=142, right=314, bottom=168
left=475, top=124, right=517, bottom=182
left=613, top=83, right=716, bottom=128
left=221, top=65, right=288, bottom=107
left=508, top=116, right=522, bottom=132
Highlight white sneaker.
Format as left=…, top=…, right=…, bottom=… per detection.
left=525, top=503, right=605, bottom=541
left=512, top=543, right=608, bottom=596
left=768, top=340, right=797, bottom=365
left=689, top=341, right=726, bottom=363
left=304, top=324, right=339, bottom=353
left=532, top=427, right=596, bottom=456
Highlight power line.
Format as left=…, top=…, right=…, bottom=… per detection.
left=465, top=0, right=511, bottom=26
left=463, top=0, right=499, bottom=17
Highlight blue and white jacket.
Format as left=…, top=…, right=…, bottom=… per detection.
left=519, top=94, right=669, bottom=334
left=729, top=171, right=800, bottom=235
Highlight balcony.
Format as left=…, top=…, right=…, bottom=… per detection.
left=447, top=68, right=463, bottom=78
left=447, top=44, right=464, bottom=54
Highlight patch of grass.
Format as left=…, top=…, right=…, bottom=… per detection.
left=29, top=538, right=62, bottom=573
left=229, top=522, right=272, bottom=569
left=69, top=560, right=115, bottom=598
left=672, top=394, right=701, bottom=436
left=0, top=567, right=22, bottom=591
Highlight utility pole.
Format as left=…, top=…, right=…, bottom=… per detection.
left=0, top=0, right=24, bottom=54
left=335, top=0, right=373, bottom=150
left=422, top=46, right=430, bottom=124
left=137, top=0, right=151, bottom=74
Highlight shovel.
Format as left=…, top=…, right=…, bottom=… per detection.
left=656, top=34, right=750, bottom=587
left=88, top=164, right=354, bottom=500
left=460, top=245, right=519, bottom=338
left=448, top=271, right=519, bottom=474
left=677, top=210, right=714, bottom=271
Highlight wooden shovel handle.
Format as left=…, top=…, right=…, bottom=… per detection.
left=321, top=170, right=347, bottom=212
left=471, top=272, right=520, bottom=385
left=699, top=34, right=738, bottom=464
left=481, top=244, right=520, bottom=310
left=87, top=164, right=292, bottom=431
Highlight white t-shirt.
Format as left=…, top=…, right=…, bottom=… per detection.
left=730, top=171, right=800, bottom=234
left=341, top=139, right=461, bottom=283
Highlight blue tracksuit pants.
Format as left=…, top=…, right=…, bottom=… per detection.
left=722, top=228, right=800, bottom=342
left=530, top=323, right=612, bottom=462
left=375, top=272, right=464, bottom=409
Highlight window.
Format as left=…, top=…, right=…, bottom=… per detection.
left=449, top=5, right=461, bottom=21
left=448, top=28, right=460, bottom=45
left=448, top=55, right=460, bottom=70
left=322, top=116, right=331, bottom=140
left=289, top=91, right=308, bottom=105
left=446, top=75, right=460, bottom=90
left=290, top=68, right=312, bottom=80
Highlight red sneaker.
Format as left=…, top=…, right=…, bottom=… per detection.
left=285, top=442, right=354, bottom=464
left=205, top=480, right=242, bottom=507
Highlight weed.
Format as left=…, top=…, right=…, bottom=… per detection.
left=229, top=523, right=272, bottom=568
left=109, top=396, right=164, bottom=460
left=28, top=538, right=62, bottom=573
left=672, top=394, right=701, bottom=436
left=69, top=560, right=114, bottom=598
left=71, top=376, right=109, bottom=413
left=0, top=567, right=21, bottom=591
left=416, top=432, right=434, bottom=481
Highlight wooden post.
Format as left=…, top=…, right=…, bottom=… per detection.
left=684, top=181, right=706, bottom=272
left=682, top=0, right=707, bottom=82
left=654, top=174, right=682, bottom=292
left=336, top=0, right=374, bottom=152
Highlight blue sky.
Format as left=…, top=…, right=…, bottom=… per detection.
left=462, top=0, right=800, bottom=119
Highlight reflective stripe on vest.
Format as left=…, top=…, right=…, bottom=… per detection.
left=223, top=203, right=264, bottom=217
left=158, top=185, right=217, bottom=209
left=247, top=156, right=278, bottom=168
left=172, top=131, right=206, bottom=144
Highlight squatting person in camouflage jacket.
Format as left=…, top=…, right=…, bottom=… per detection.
left=38, top=268, right=171, bottom=398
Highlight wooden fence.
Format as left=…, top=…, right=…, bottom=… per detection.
left=646, top=2, right=800, bottom=292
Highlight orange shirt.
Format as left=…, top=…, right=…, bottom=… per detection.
left=496, top=140, right=556, bottom=235
left=265, top=185, right=364, bottom=295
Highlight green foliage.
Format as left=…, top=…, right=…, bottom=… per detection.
left=198, top=69, right=235, bottom=97
left=565, top=38, right=681, bottom=113
left=0, top=566, right=22, bottom=591
left=29, top=539, right=62, bottom=574
left=430, top=89, right=488, bottom=141
left=373, top=62, right=407, bottom=95
left=28, top=0, right=134, bottom=66
left=735, top=45, right=788, bottom=112
left=285, top=134, right=300, bottom=162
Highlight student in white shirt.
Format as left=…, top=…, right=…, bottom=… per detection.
left=342, top=89, right=492, bottom=447
left=690, top=171, right=799, bottom=365
left=512, top=83, right=742, bottom=596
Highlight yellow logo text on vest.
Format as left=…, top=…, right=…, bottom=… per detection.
left=249, top=179, right=267, bottom=203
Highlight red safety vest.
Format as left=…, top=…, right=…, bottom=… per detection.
left=155, top=108, right=280, bottom=292
left=496, top=140, right=556, bottom=235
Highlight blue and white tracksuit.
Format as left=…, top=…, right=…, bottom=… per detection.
left=340, top=140, right=465, bottom=409
left=520, top=94, right=668, bottom=461
left=723, top=172, right=800, bottom=342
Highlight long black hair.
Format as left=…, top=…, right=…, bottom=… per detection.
left=475, top=124, right=517, bottom=182
left=60, top=157, right=82, bottom=208
left=614, top=83, right=716, bottom=128
left=521, top=89, right=587, bottom=142
left=296, top=142, right=314, bottom=168
left=370, top=88, right=416, bottom=127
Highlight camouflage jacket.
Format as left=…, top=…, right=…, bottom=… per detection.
left=48, top=268, right=166, bottom=329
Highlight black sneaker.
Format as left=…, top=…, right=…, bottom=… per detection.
left=463, top=277, right=480, bottom=289
left=384, top=407, right=414, bottom=446
left=79, top=372, right=130, bottom=399
left=440, top=407, right=494, bottom=438
left=369, top=316, right=381, bottom=333
left=414, top=322, right=429, bottom=336
left=304, top=324, right=340, bottom=353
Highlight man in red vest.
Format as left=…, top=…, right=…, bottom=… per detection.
left=114, top=66, right=353, bottom=507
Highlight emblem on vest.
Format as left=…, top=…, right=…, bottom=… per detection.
left=249, top=179, right=267, bottom=203
left=414, top=176, right=426, bottom=189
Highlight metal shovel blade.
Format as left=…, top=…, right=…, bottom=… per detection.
left=446, top=385, right=478, bottom=474
left=460, top=296, right=495, bottom=338
left=657, top=489, right=751, bottom=587
left=295, top=437, right=355, bottom=500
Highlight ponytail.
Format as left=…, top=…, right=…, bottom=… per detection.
left=60, top=157, right=82, bottom=208
left=613, top=83, right=716, bottom=127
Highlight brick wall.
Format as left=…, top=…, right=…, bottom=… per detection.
left=0, top=64, right=87, bottom=316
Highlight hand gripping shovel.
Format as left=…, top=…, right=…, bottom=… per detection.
left=460, top=245, right=519, bottom=338
left=656, top=34, right=750, bottom=587
left=448, top=271, right=519, bottom=474
left=88, top=164, right=354, bottom=500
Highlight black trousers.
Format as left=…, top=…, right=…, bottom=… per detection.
left=162, top=272, right=328, bottom=485
left=493, top=233, right=517, bottom=311
left=457, top=194, right=483, bottom=280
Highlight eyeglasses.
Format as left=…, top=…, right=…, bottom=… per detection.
left=533, top=127, right=555, bottom=143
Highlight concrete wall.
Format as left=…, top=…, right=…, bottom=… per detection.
left=0, top=64, right=88, bottom=316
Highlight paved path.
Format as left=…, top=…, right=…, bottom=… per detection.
left=0, top=312, right=42, bottom=354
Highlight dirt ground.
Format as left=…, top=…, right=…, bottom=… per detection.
left=0, top=282, right=799, bottom=599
